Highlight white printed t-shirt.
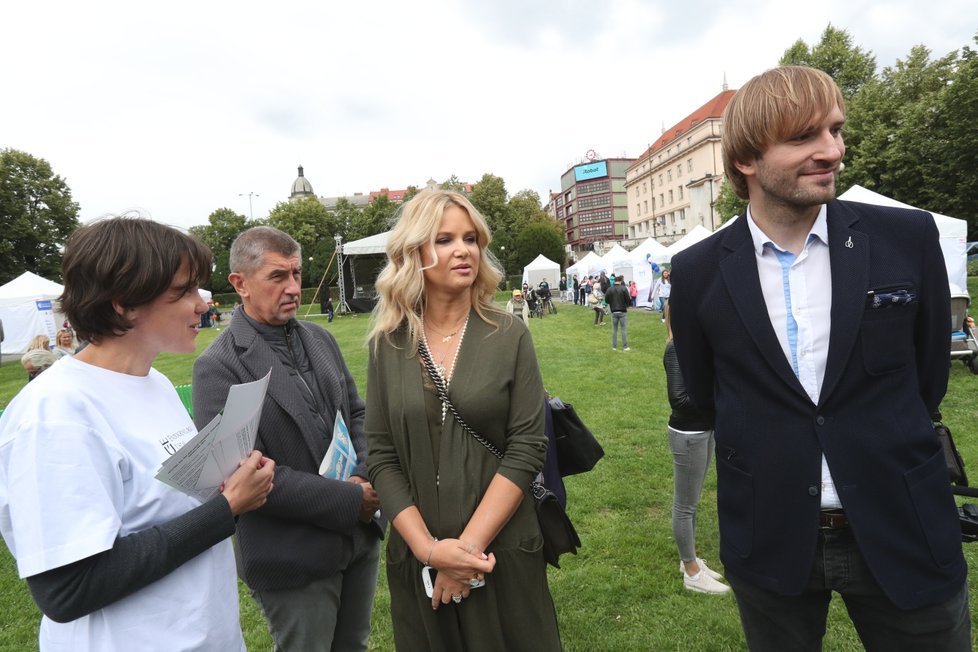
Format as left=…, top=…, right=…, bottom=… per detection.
left=0, top=356, right=244, bottom=652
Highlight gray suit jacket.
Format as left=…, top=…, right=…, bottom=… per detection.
left=193, top=307, right=383, bottom=591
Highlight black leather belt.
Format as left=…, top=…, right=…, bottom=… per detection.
left=819, top=509, right=848, bottom=529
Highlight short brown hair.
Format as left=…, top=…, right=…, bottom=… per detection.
left=60, top=216, right=212, bottom=343
left=722, top=66, right=845, bottom=199
left=229, top=226, right=301, bottom=275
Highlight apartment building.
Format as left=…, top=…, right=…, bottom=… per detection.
left=556, top=156, right=635, bottom=256
left=625, top=87, right=734, bottom=245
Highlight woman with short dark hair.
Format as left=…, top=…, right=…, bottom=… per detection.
left=0, top=215, right=275, bottom=651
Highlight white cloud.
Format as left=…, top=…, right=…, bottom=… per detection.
left=1, top=0, right=974, bottom=229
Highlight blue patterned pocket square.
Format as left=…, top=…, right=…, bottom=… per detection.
left=866, top=288, right=917, bottom=309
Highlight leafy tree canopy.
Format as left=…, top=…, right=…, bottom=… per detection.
left=779, top=24, right=877, bottom=99
left=189, top=207, right=247, bottom=293
left=514, top=218, right=566, bottom=273
left=714, top=178, right=748, bottom=224
left=0, top=148, right=80, bottom=284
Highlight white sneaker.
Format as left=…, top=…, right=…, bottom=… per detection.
left=680, top=558, right=724, bottom=581
left=683, top=569, right=731, bottom=594
left=623, top=346, right=631, bottom=351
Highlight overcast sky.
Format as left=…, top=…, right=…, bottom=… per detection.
left=2, top=1, right=974, bottom=230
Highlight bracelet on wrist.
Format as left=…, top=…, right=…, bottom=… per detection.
left=424, top=538, right=438, bottom=566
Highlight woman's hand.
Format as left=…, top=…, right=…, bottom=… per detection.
left=427, top=538, right=495, bottom=610
left=221, top=451, right=275, bottom=516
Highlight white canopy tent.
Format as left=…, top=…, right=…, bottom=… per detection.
left=566, top=252, right=603, bottom=280
left=600, top=245, right=635, bottom=292
left=343, top=231, right=390, bottom=256
left=838, top=185, right=968, bottom=293
left=664, top=225, right=715, bottom=259
left=629, top=238, right=671, bottom=308
left=522, top=254, right=561, bottom=288
left=0, top=272, right=65, bottom=355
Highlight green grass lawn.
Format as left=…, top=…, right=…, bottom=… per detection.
left=2, top=297, right=978, bottom=650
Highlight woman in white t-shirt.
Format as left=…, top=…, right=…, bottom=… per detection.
left=0, top=216, right=276, bottom=652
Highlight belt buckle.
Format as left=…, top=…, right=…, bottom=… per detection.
left=819, top=509, right=848, bottom=529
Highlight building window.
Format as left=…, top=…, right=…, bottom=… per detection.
left=667, top=169, right=672, bottom=182
left=644, top=200, right=648, bottom=213
left=643, top=182, right=647, bottom=194
left=677, top=165, right=682, bottom=178
left=636, top=204, right=641, bottom=215
left=635, top=187, right=639, bottom=197
left=669, top=190, right=674, bottom=204
left=659, top=174, right=663, bottom=187
left=678, top=186, right=684, bottom=200
left=687, top=159, right=693, bottom=172
left=579, top=195, right=611, bottom=209
left=659, top=193, right=664, bottom=208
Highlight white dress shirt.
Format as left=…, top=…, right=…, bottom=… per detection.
left=746, top=205, right=842, bottom=509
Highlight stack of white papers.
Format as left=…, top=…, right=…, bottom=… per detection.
left=156, top=370, right=271, bottom=502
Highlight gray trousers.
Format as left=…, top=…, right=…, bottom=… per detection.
left=251, top=526, right=381, bottom=652
left=667, top=426, right=714, bottom=562
left=611, top=311, right=628, bottom=348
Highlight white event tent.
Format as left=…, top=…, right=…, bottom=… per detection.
left=343, top=231, right=390, bottom=256
left=522, top=254, right=561, bottom=288
left=630, top=238, right=671, bottom=308
left=838, top=185, right=968, bottom=293
left=663, top=225, right=715, bottom=259
left=566, top=252, right=603, bottom=280
left=0, top=272, right=65, bottom=355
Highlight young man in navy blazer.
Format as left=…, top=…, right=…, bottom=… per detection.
left=670, top=66, right=969, bottom=650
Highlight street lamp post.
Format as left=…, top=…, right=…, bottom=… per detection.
left=239, top=192, right=259, bottom=220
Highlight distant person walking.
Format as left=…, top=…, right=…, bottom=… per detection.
left=605, top=276, right=631, bottom=351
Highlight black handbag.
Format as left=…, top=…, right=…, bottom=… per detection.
left=419, top=343, right=581, bottom=568
left=549, top=397, right=604, bottom=476
left=934, top=413, right=968, bottom=486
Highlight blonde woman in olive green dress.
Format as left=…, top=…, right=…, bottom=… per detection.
left=365, top=190, right=561, bottom=651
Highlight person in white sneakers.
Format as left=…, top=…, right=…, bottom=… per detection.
left=663, top=304, right=729, bottom=594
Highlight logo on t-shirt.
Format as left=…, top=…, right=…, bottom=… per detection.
left=160, top=424, right=195, bottom=456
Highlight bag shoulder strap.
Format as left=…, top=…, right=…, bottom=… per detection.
left=418, top=342, right=504, bottom=460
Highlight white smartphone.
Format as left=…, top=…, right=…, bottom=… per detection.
left=421, top=565, right=485, bottom=598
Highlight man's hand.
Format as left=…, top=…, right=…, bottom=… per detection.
left=349, top=475, right=380, bottom=523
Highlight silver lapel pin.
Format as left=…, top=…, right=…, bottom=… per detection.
left=844, top=236, right=853, bottom=249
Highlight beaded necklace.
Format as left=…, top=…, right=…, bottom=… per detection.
left=420, top=313, right=470, bottom=423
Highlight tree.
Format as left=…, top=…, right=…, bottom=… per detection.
left=501, top=189, right=550, bottom=273
left=402, top=185, right=420, bottom=203
left=0, top=149, right=80, bottom=284
left=714, top=178, right=748, bottom=224
left=930, top=38, right=978, bottom=235
left=266, top=197, right=341, bottom=289
left=779, top=25, right=877, bottom=99
left=189, top=208, right=247, bottom=293
left=350, top=194, right=397, bottom=241
left=440, top=175, right=467, bottom=193
left=514, top=219, right=565, bottom=275
left=330, top=197, right=362, bottom=236
left=469, top=174, right=510, bottom=236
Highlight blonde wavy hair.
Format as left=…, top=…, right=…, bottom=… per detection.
left=367, top=189, right=503, bottom=351
left=723, top=66, right=845, bottom=199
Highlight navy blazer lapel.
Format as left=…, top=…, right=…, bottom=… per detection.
left=820, top=200, right=869, bottom=405
left=719, top=216, right=810, bottom=399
